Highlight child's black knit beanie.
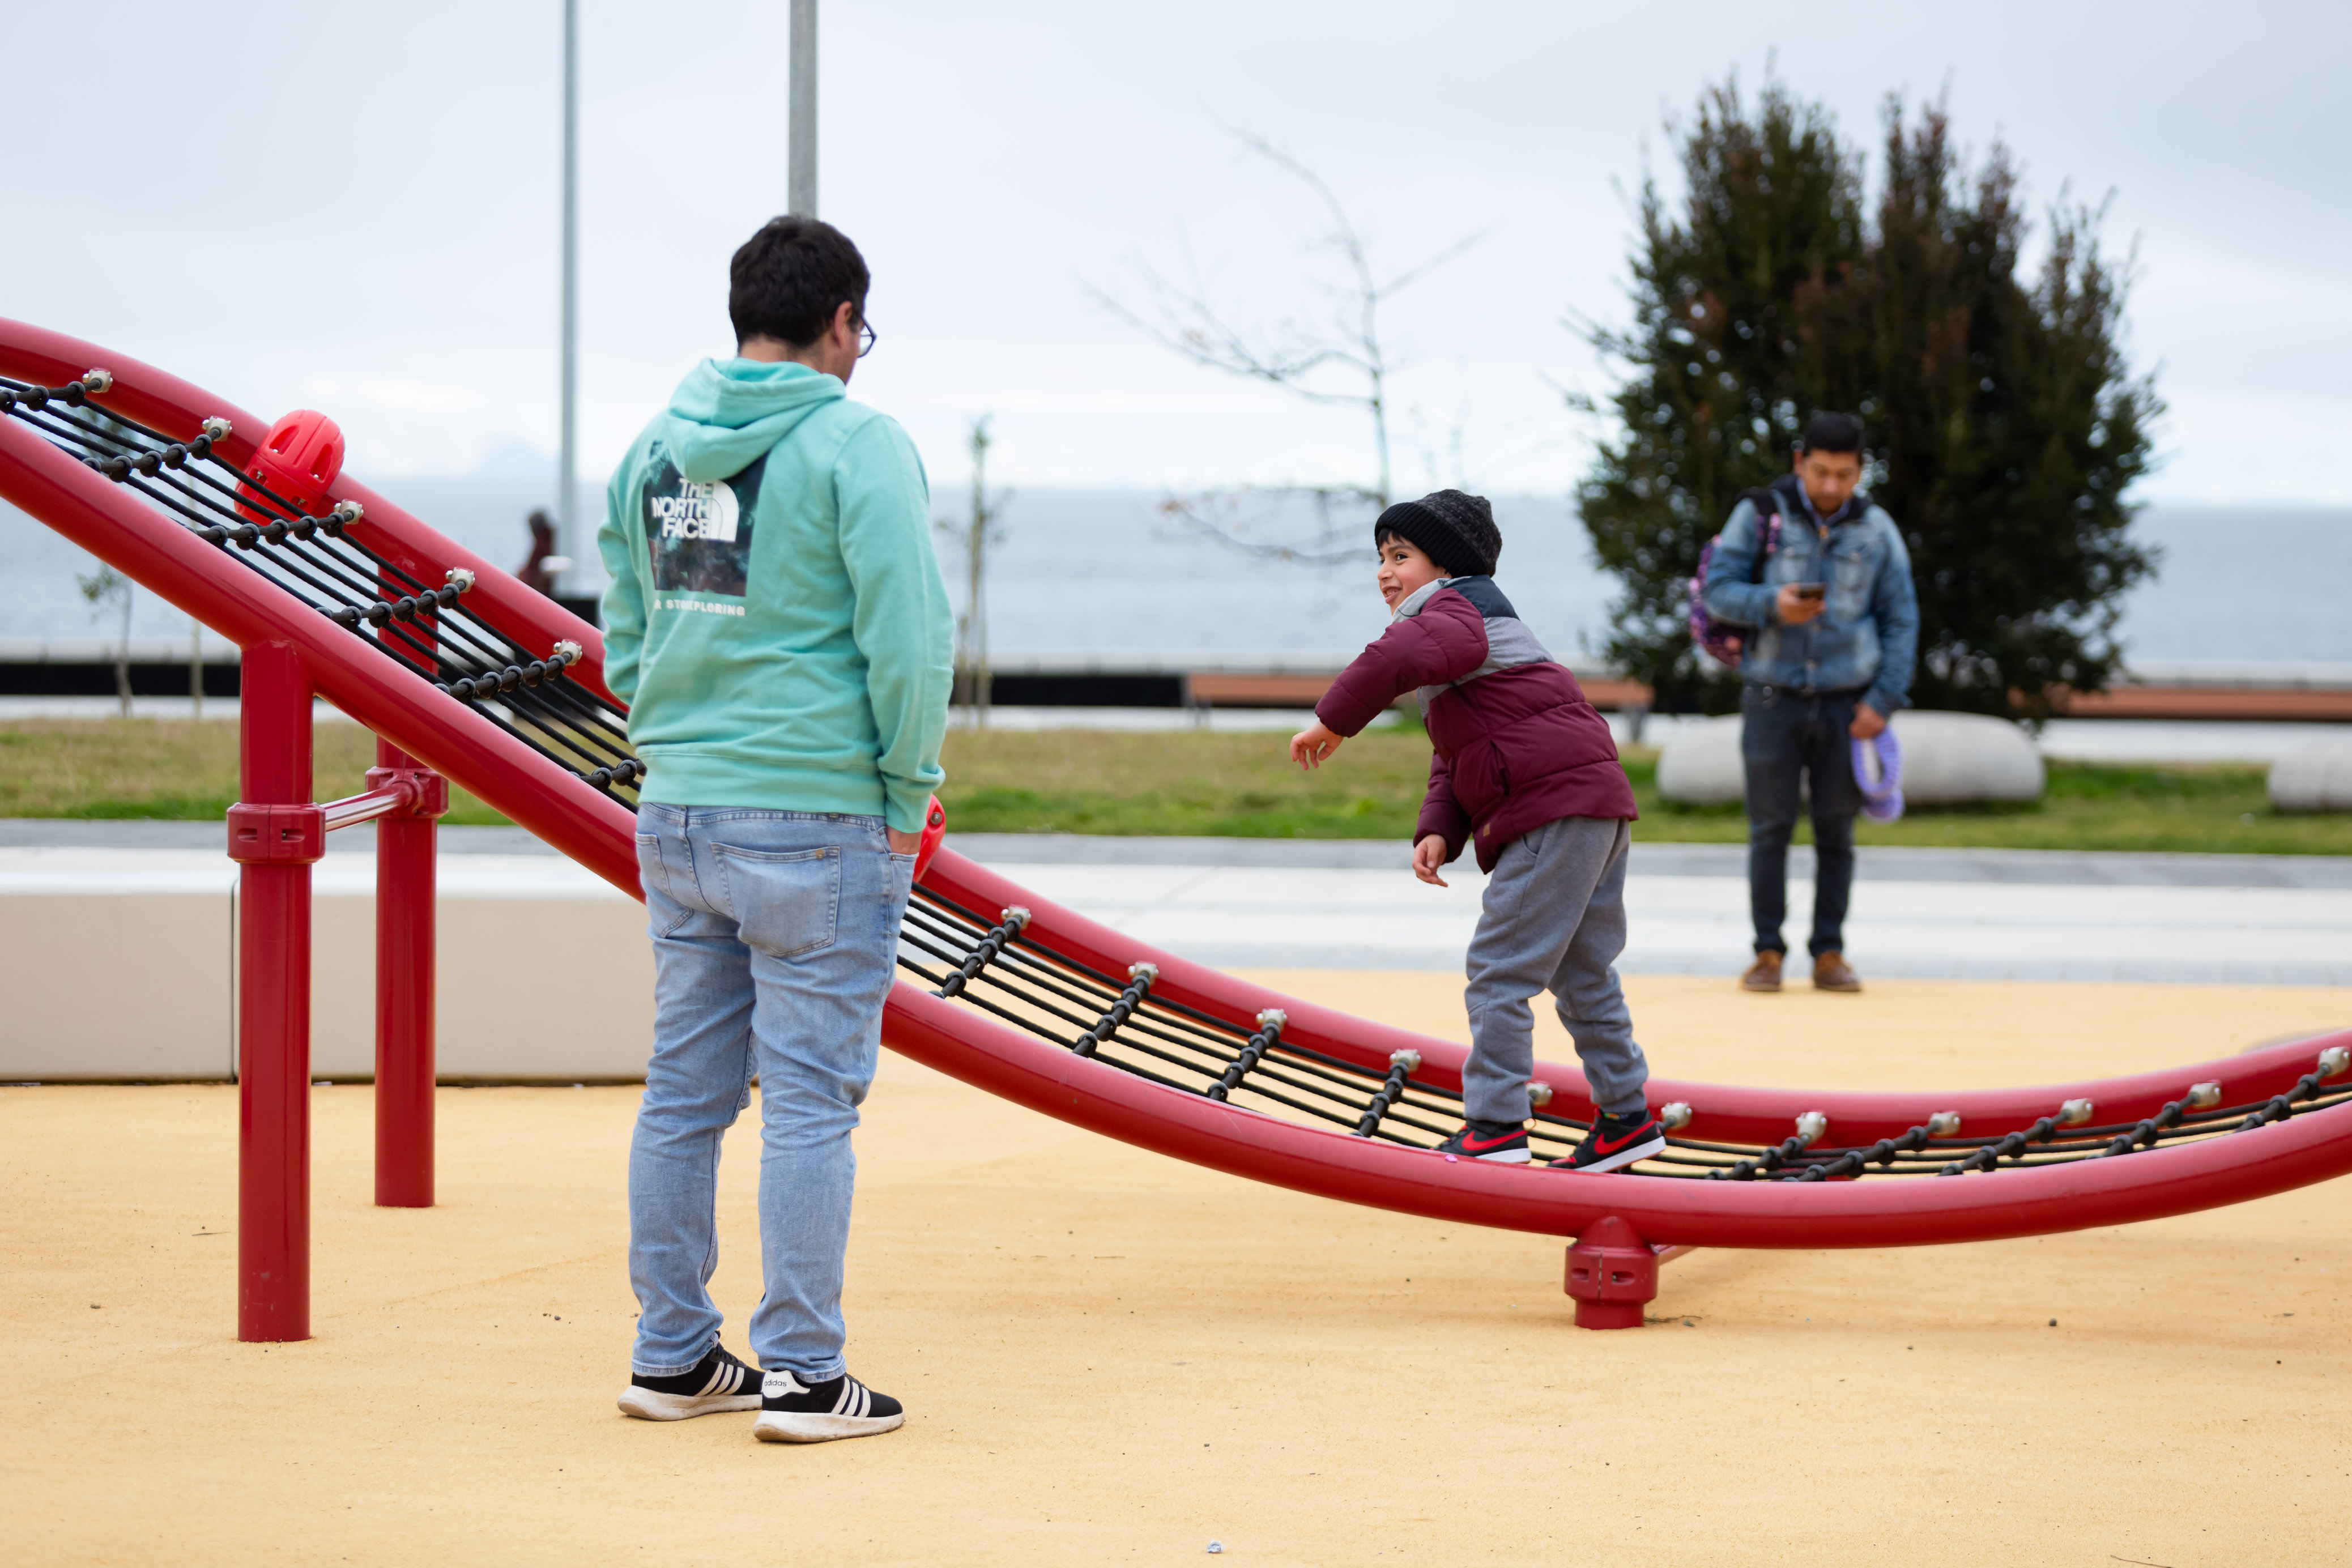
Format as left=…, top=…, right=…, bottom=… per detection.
left=1371, top=489, right=1501, bottom=578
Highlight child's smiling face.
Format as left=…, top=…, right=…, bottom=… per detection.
left=1375, top=532, right=1448, bottom=610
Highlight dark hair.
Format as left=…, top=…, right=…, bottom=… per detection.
left=728, top=216, right=871, bottom=348
left=1798, top=411, right=1865, bottom=456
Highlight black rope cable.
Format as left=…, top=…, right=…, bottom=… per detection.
left=0, top=378, right=184, bottom=448
left=0, top=387, right=188, bottom=456
left=1938, top=1115, right=2068, bottom=1175
left=954, top=975, right=1458, bottom=1139
left=929, top=932, right=1259, bottom=1057
left=1206, top=1015, right=1285, bottom=1102
left=936, top=892, right=1316, bottom=1046
left=506, top=666, right=636, bottom=740
left=934, top=961, right=1422, bottom=1130
left=900, top=927, right=999, bottom=979
left=906, top=873, right=2352, bottom=1175
left=935, top=951, right=1434, bottom=1124
left=966, top=934, right=1255, bottom=1054
left=456, top=691, right=637, bottom=796
left=67, top=437, right=509, bottom=679
left=950, top=966, right=1139, bottom=1045
left=956, top=973, right=1316, bottom=1109
left=129, top=448, right=591, bottom=706
left=468, top=693, right=623, bottom=774
left=905, top=910, right=1109, bottom=1000
left=914, top=897, right=1522, bottom=1132
left=12, top=404, right=159, bottom=463
left=104, top=473, right=434, bottom=646
left=912, top=934, right=1455, bottom=1138
left=474, top=683, right=634, bottom=775
left=7, top=383, right=655, bottom=801
left=100, top=471, right=506, bottom=700
left=1352, top=1056, right=1417, bottom=1137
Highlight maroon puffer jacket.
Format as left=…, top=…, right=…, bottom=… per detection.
left=1315, top=576, right=1635, bottom=872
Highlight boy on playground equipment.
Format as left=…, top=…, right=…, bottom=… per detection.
left=1289, top=491, right=1665, bottom=1172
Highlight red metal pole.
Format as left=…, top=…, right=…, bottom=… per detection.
left=369, top=740, right=444, bottom=1207
left=232, top=642, right=318, bottom=1343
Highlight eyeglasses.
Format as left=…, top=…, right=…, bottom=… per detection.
left=856, top=317, right=877, bottom=359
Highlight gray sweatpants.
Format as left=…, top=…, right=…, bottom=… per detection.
left=1462, top=816, right=1649, bottom=1124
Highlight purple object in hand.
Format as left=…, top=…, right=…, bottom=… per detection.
left=1853, top=727, right=1904, bottom=823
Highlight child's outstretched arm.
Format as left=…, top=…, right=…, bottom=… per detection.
left=1289, top=595, right=1489, bottom=771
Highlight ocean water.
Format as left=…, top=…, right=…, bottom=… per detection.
left=2, top=478, right=2344, bottom=674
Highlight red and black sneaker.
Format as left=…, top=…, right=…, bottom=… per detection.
left=1437, top=1119, right=1531, bottom=1164
left=1552, top=1109, right=1665, bottom=1174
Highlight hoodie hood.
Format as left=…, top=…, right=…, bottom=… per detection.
left=659, top=357, right=846, bottom=482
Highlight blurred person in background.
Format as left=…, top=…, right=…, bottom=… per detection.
left=519, top=509, right=561, bottom=598
left=1700, top=412, right=1918, bottom=995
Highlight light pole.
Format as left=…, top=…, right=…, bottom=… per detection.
left=556, top=0, right=581, bottom=595
left=789, top=0, right=817, bottom=216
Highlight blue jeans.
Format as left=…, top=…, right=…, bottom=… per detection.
left=627, top=806, right=914, bottom=1382
left=1740, top=683, right=1861, bottom=958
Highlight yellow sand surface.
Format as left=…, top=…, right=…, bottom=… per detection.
left=5, top=973, right=2351, bottom=1567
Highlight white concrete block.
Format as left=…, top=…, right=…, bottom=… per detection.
left=1652, top=716, right=1745, bottom=806
left=2269, top=738, right=2352, bottom=813
left=1654, top=709, right=2044, bottom=807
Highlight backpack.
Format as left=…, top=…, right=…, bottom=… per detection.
left=1686, top=483, right=1788, bottom=669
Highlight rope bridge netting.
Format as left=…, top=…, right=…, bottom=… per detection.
left=1, top=370, right=644, bottom=804
left=897, top=880, right=2352, bottom=1181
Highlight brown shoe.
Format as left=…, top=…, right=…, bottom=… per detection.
left=1812, top=952, right=1863, bottom=992
left=1740, top=951, right=1783, bottom=992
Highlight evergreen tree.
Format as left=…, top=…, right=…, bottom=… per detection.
left=1576, top=76, right=2160, bottom=717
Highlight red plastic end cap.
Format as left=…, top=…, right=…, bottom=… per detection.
left=364, top=765, right=450, bottom=819
left=227, top=802, right=326, bottom=864
left=236, top=409, right=345, bottom=522
left=1565, top=1215, right=1659, bottom=1331
left=913, top=795, right=947, bottom=885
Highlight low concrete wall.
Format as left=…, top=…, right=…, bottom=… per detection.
left=0, top=851, right=654, bottom=1083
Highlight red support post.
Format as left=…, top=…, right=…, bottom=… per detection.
left=368, top=741, right=445, bottom=1208
left=1563, top=1215, right=1660, bottom=1330
left=229, top=642, right=318, bottom=1343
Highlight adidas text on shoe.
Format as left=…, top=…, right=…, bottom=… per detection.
left=1436, top=1120, right=1531, bottom=1164
left=617, top=1343, right=763, bottom=1421
left=754, top=1369, right=905, bottom=1444
left=1552, top=1110, right=1667, bottom=1174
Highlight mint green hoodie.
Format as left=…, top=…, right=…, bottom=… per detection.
left=596, top=358, right=952, bottom=832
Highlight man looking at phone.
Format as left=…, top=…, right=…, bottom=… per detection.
left=1700, top=412, right=1918, bottom=993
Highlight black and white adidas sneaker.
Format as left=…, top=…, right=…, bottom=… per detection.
left=753, top=1368, right=905, bottom=1444
left=616, top=1343, right=764, bottom=1421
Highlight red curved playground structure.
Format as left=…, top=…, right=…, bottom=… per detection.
left=6, top=318, right=2350, bottom=1337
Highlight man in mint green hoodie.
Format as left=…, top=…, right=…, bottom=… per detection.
left=602, top=217, right=952, bottom=1445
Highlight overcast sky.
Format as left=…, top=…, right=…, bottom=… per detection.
left=6, top=1, right=2346, bottom=527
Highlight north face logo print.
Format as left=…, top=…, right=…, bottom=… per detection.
left=644, top=445, right=766, bottom=599
left=650, top=479, right=739, bottom=544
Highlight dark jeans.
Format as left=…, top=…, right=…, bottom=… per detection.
left=1741, top=684, right=1862, bottom=958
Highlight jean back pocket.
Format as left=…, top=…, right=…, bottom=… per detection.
left=710, top=843, right=841, bottom=958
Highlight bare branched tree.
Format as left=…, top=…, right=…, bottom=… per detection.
left=934, top=416, right=1011, bottom=728
left=76, top=566, right=134, bottom=717
left=1089, top=126, right=1487, bottom=565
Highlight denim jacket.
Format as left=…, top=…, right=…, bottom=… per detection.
left=1699, top=475, right=1919, bottom=715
